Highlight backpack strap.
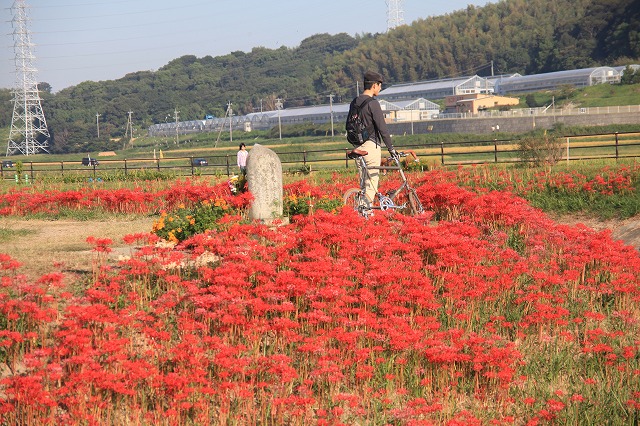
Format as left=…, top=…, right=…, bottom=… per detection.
left=357, top=97, right=377, bottom=142
left=357, top=96, right=375, bottom=110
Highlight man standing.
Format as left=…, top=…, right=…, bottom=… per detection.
left=349, top=71, right=398, bottom=203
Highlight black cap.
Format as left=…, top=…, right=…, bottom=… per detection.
left=364, top=71, right=384, bottom=83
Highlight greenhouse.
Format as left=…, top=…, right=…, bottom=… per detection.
left=494, top=66, right=620, bottom=95
left=379, top=75, right=493, bottom=102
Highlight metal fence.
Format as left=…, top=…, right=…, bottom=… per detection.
left=4, top=131, right=640, bottom=182
left=435, top=105, right=640, bottom=120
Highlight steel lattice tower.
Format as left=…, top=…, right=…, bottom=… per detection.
left=386, top=0, right=404, bottom=32
left=7, top=0, right=50, bottom=156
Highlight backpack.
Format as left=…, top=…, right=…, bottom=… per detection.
left=345, top=97, right=374, bottom=145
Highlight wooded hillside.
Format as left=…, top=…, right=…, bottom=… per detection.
left=1, top=0, right=638, bottom=154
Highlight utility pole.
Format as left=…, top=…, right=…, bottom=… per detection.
left=327, top=94, right=335, bottom=138
left=214, top=105, right=231, bottom=148
left=7, top=0, right=50, bottom=156
left=276, top=98, right=283, bottom=140
left=174, top=108, right=179, bottom=145
left=124, top=111, right=133, bottom=149
left=226, top=101, right=233, bottom=142
left=96, top=113, right=101, bottom=139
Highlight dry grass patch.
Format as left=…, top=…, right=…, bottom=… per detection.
left=0, top=217, right=154, bottom=280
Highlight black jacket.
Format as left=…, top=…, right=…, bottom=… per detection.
left=354, top=94, right=394, bottom=151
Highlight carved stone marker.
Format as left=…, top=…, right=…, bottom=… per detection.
left=246, top=144, right=283, bottom=221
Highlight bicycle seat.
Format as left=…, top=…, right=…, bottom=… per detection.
left=347, top=148, right=368, bottom=159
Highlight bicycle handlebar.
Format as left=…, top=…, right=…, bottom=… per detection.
left=386, top=151, right=407, bottom=162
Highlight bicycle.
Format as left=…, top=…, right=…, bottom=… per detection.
left=343, top=148, right=424, bottom=218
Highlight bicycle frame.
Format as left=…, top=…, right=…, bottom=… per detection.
left=344, top=149, right=424, bottom=217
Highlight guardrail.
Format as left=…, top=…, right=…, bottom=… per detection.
left=2, top=131, right=639, bottom=181
left=435, top=105, right=640, bottom=120
left=414, top=131, right=640, bottom=166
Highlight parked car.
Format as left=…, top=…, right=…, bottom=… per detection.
left=2, top=160, right=13, bottom=168
left=192, top=158, right=208, bottom=166
left=82, top=157, right=99, bottom=166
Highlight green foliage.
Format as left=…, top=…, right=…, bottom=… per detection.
left=288, top=164, right=311, bottom=175
left=152, top=199, right=236, bottom=243
left=518, top=132, right=564, bottom=167
left=527, top=189, right=640, bottom=219
left=0, top=89, right=12, bottom=128
left=525, top=94, right=541, bottom=108
left=283, top=195, right=343, bottom=216
left=14, top=161, right=24, bottom=184
left=228, top=174, right=246, bottom=195
left=0, top=226, right=32, bottom=243
left=267, top=123, right=337, bottom=139
left=620, top=66, right=640, bottom=85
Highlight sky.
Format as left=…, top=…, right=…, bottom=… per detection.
left=1, top=0, right=494, bottom=92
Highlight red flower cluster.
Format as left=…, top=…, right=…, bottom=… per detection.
left=449, top=163, right=639, bottom=197
left=0, top=178, right=251, bottom=216
left=0, top=169, right=638, bottom=424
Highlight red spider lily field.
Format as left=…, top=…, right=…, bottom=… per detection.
left=0, top=164, right=639, bottom=425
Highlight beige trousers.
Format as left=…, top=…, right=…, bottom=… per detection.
left=357, top=140, right=382, bottom=203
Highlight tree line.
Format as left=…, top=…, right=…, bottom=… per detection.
left=0, top=0, right=638, bottom=154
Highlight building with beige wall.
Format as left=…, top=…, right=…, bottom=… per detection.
left=445, top=94, right=519, bottom=114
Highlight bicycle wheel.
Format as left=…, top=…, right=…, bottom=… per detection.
left=393, top=187, right=422, bottom=215
left=406, top=188, right=424, bottom=216
left=343, top=188, right=372, bottom=216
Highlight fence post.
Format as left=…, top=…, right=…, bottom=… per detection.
left=440, top=141, right=445, bottom=166
left=493, top=139, right=498, bottom=163
left=156, top=158, right=160, bottom=171
left=566, top=138, right=570, bottom=164
left=615, top=132, right=619, bottom=161
left=345, top=149, right=349, bottom=168
left=124, top=159, right=128, bottom=176
left=226, top=155, right=230, bottom=177
left=61, top=161, right=64, bottom=177
left=303, top=150, right=307, bottom=167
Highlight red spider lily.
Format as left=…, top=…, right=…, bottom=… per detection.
left=0, top=253, right=22, bottom=272
left=86, top=236, right=113, bottom=253
left=0, top=167, right=638, bottom=424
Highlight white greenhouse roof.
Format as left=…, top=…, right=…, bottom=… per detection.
left=497, top=66, right=618, bottom=85
left=380, top=76, right=477, bottom=96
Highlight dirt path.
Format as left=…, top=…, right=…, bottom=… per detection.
left=551, top=214, right=640, bottom=252
left=0, top=217, right=155, bottom=280
left=0, top=214, right=637, bottom=281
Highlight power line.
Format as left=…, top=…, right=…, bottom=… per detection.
left=35, top=26, right=206, bottom=47
left=30, top=1, right=210, bottom=22
left=29, top=14, right=207, bottom=34
left=37, top=41, right=199, bottom=59
left=12, top=0, right=141, bottom=8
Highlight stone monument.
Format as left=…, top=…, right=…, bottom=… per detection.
left=246, top=144, right=283, bottom=221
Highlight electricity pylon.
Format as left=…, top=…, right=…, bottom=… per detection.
left=386, top=0, right=405, bottom=32
left=7, top=0, right=50, bottom=156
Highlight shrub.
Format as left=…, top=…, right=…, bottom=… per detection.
left=152, top=198, right=235, bottom=243
left=518, top=131, right=563, bottom=167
